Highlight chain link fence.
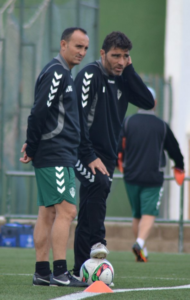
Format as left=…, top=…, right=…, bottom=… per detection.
left=0, top=0, right=173, bottom=220
left=0, top=0, right=99, bottom=214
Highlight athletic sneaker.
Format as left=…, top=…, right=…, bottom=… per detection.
left=143, top=247, right=148, bottom=259
left=50, top=271, right=88, bottom=287
left=132, top=242, right=148, bottom=262
left=73, top=274, right=114, bottom=287
left=72, top=274, right=81, bottom=280
left=90, top=242, right=109, bottom=259
left=33, top=272, right=50, bottom=286
left=137, top=256, right=148, bottom=262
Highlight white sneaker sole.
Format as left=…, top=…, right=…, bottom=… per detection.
left=90, top=251, right=107, bottom=259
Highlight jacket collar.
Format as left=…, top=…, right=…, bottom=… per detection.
left=138, top=109, right=155, bottom=115
left=54, top=53, right=70, bottom=71
left=96, top=59, right=115, bottom=80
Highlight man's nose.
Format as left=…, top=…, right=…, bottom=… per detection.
left=79, top=48, right=87, bottom=57
left=118, top=57, right=125, bottom=65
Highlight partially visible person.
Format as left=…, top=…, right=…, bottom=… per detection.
left=72, top=31, right=155, bottom=278
left=20, top=27, right=89, bottom=287
left=119, top=87, right=185, bottom=262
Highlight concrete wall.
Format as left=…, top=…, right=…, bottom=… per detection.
left=1, top=219, right=189, bottom=253
left=67, top=222, right=190, bottom=253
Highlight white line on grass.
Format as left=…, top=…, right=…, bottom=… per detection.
left=1, top=274, right=190, bottom=281
left=1, top=274, right=190, bottom=299
left=120, top=276, right=189, bottom=281
left=115, top=284, right=190, bottom=293
left=50, top=284, right=190, bottom=300
left=50, top=292, right=101, bottom=300
left=0, top=273, right=32, bottom=276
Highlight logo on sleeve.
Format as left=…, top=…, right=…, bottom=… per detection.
left=75, top=160, right=95, bottom=183
left=47, top=72, right=62, bottom=107
left=82, top=72, right=93, bottom=108
left=66, top=85, right=73, bottom=93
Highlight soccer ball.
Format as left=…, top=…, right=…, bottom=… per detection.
left=80, top=258, right=114, bottom=286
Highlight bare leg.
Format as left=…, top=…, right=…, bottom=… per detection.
left=132, top=218, right=140, bottom=238
left=51, top=200, right=77, bottom=260
left=138, top=215, right=155, bottom=241
left=34, top=206, right=56, bottom=262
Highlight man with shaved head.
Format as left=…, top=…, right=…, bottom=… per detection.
left=20, top=27, right=89, bottom=287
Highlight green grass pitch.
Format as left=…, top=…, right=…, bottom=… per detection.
left=0, top=247, right=190, bottom=300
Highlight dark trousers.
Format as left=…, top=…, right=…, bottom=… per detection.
left=73, top=159, right=114, bottom=275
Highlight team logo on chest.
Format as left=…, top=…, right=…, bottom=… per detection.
left=117, top=89, right=122, bottom=100
left=66, top=85, right=73, bottom=93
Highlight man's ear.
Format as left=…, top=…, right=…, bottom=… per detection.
left=60, top=39, right=67, bottom=51
left=100, top=49, right=105, bottom=59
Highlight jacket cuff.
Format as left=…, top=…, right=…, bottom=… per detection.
left=82, top=153, right=98, bottom=166
left=25, top=146, right=35, bottom=158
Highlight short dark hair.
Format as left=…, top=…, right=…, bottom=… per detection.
left=60, top=27, right=87, bottom=41
left=102, top=31, right=132, bottom=53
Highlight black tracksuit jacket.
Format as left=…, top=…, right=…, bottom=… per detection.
left=122, top=110, right=184, bottom=186
left=75, top=61, right=154, bottom=167
left=26, top=54, right=80, bottom=168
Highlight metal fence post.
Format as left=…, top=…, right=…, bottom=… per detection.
left=16, top=0, right=24, bottom=170
left=5, top=174, right=11, bottom=223
left=0, top=38, right=6, bottom=214
left=178, top=182, right=184, bottom=253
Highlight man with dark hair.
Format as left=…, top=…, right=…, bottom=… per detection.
left=20, top=27, right=89, bottom=287
left=102, top=31, right=132, bottom=53
left=120, top=87, right=184, bottom=262
left=72, top=31, right=154, bottom=279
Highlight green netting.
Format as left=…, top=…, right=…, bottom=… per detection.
left=0, top=0, right=99, bottom=215
left=0, top=0, right=173, bottom=219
